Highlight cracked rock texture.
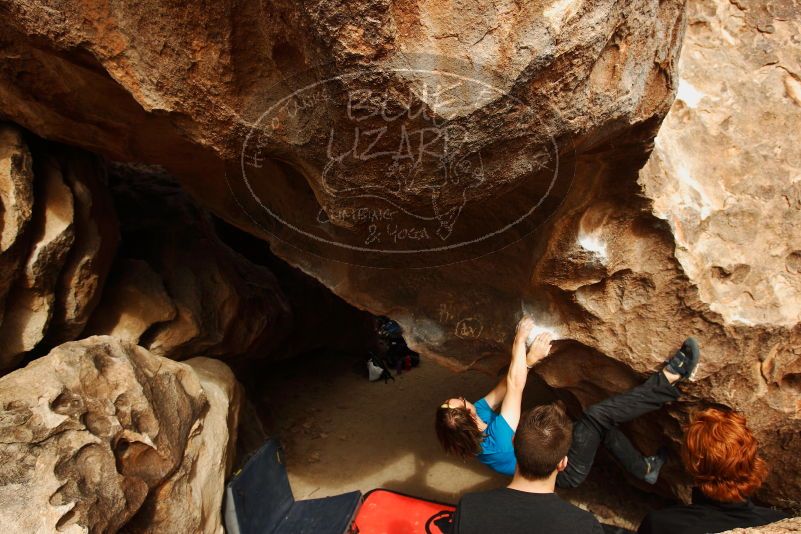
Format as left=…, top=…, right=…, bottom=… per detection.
left=128, top=356, right=242, bottom=534
left=0, top=125, right=118, bottom=371
left=0, top=336, right=240, bottom=534
left=0, top=0, right=799, bottom=511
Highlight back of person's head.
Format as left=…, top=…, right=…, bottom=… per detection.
left=682, top=407, right=768, bottom=502
left=513, top=402, right=573, bottom=479
left=435, top=405, right=483, bottom=460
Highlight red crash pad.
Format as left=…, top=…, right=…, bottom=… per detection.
left=353, top=489, right=455, bottom=534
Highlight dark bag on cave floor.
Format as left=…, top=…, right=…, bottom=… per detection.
left=385, top=338, right=420, bottom=370
left=367, top=352, right=394, bottom=383
left=377, top=317, right=403, bottom=339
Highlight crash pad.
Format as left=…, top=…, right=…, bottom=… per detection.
left=353, top=489, right=455, bottom=534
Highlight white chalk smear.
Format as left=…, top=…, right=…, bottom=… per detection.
left=676, top=79, right=704, bottom=109
left=544, top=0, right=580, bottom=29
left=676, top=164, right=713, bottom=220
left=577, top=232, right=608, bottom=260
left=519, top=302, right=562, bottom=344
left=526, top=324, right=561, bottom=346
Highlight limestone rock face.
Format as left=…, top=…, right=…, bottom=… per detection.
left=641, top=0, right=801, bottom=329
left=0, top=149, right=75, bottom=368
left=0, top=124, right=34, bottom=315
left=0, top=129, right=118, bottom=371
left=127, top=357, right=241, bottom=534
left=0, top=336, right=240, bottom=534
left=45, top=146, right=119, bottom=345
left=83, top=258, right=177, bottom=343
left=637, top=0, right=801, bottom=507
left=0, top=336, right=204, bottom=533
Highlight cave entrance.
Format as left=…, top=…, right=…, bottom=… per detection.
left=214, top=218, right=671, bottom=531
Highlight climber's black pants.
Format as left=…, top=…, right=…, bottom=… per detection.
left=556, top=371, right=679, bottom=488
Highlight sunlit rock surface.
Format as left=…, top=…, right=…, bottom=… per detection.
left=129, top=357, right=242, bottom=534
left=723, top=517, right=801, bottom=534
left=640, top=0, right=801, bottom=329
left=637, top=0, right=801, bottom=507
left=0, top=336, right=239, bottom=534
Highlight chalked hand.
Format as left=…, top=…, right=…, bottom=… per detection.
left=525, top=332, right=553, bottom=368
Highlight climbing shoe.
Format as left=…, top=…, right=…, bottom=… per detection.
left=643, top=448, right=668, bottom=485
left=665, top=337, right=700, bottom=381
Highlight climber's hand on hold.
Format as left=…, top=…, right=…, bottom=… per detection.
left=513, top=317, right=536, bottom=360
left=526, top=332, right=553, bottom=368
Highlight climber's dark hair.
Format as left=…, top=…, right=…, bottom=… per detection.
left=513, top=402, right=572, bottom=480
left=435, top=403, right=483, bottom=460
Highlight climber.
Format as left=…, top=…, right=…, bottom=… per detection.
left=637, top=408, right=789, bottom=534
left=435, top=317, right=700, bottom=490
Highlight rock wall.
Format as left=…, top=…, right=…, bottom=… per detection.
left=0, top=0, right=799, bottom=511
left=723, top=517, right=801, bottom=534
left=637, top=0, right=801, bottom=508
left=0, top=131, right=376, bottom=531
left=0, top=125, right=118, bottom=371
left=0, top=336, right=239, bottom=533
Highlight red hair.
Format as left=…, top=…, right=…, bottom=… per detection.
left=681, top=408, right=769, bottom=502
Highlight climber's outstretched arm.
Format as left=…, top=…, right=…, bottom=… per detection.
left=483, top=375, right=508, bottom=411
left=484, top=318, right=532, bottom=410
left=500, top=319, right=552, bottom=431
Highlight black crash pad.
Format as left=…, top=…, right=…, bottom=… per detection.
left=224, top=439, right=361, bottom=534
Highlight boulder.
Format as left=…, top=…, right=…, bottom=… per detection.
left=0, top=150, right=75, bottom=369
left=0, top=336, right=240, bottom=534
left=83, top=258, right=177, bottom=343
left=0, top=336, right=205, bottom=532
left=722, top=517, right=801, bottom=533
left=0, top=124, right=34, bottom=317
left=45, top=146, right=119, bottom=345
left=126, top=357, right=241, bottom=534
left=638, top=0, right=801, bottom=506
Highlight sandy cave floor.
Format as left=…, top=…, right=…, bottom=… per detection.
left=257, top=351, right=671, bottom=530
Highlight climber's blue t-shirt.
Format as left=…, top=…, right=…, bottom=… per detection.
left=474, top=397, right=516, bottom=476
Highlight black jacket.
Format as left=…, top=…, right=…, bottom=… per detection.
left=638, top=488, right=789, bottom=534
